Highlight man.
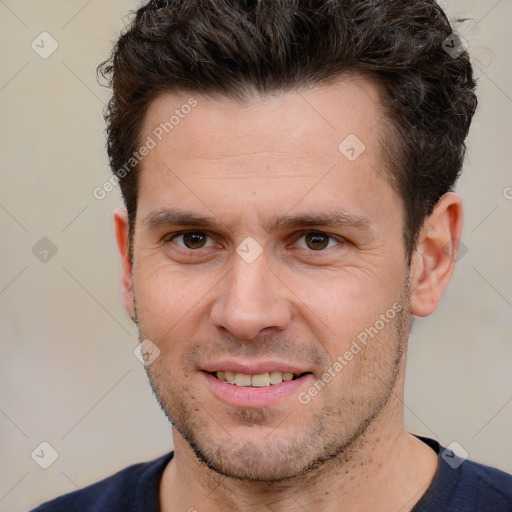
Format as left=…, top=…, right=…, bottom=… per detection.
left=33, top=0, right=512, bottom=510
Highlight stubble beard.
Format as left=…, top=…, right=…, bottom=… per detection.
left=136, top=286, right=410, bottom=484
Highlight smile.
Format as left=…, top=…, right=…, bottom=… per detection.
left=203, top=370, right=315, bottom=408
left=209, top=370, right=311, bottom=387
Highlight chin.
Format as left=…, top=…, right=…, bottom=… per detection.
left=190, top=437, right=317, bottom=482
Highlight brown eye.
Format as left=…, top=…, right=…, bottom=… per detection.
left=305, top=232, right=330, bottom=250
left=171, top=232, right=213, bottom=249
left=182, top=232, right=207, bottom=249
left=294, top=231, right=341, bottom=252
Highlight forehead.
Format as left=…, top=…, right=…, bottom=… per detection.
left=142, top=74, right=385, bottom=164
left=136, top=75, right=399, bottom=229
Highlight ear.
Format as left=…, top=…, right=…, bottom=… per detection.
left=409, top=192, right=463, bottom=317
left=113, top=208, right=135, bottom=320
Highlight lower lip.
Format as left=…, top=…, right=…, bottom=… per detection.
left=202, top=371, right=315, bottom=408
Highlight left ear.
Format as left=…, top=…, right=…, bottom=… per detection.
left=409, top=192, right=463, bottom=317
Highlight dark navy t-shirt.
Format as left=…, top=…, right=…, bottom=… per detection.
left=31, top=436, right=512, bottom=511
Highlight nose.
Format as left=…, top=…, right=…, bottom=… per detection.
left=210, top=253, right=292, bottom=340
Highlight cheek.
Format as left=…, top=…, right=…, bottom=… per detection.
left=133, top=261, right=214, bottom=342
left=294, top=272, right=404, bottom=357
left=300, top=264, right=398, bottom=309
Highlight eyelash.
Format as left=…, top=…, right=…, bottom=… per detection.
left=165, top=230, right=344, bottom=252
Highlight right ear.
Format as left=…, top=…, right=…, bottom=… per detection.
left=113, top=209, right=135, bottom=320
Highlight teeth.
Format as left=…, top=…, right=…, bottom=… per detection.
left=269, top=371, right=283, bottom=385
left=251, top=373, right=270, bottom=387
left=235, top=373, right=251, bottom=386
left=224, top=371, right=236, bottom=384
left=215, top=371, right=302, bottom=387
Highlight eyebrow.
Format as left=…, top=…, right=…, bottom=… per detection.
left=265, top=211, right=373, bottom=233
left=142, top=208, right=373, bottom=233
left=143, top=208, right=223, bottom=231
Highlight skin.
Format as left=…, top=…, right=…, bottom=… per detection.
left=114, top=75, right=463, bottom=511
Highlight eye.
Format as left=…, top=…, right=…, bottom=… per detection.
left=169, top=231, right=215, bottom=250
left=294, top=231, right=342, bottom=251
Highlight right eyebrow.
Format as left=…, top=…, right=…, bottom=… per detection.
left=142, top=208, right=223, bottom=231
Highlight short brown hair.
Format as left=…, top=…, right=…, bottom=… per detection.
left=98, top=0, right=477, bottom=261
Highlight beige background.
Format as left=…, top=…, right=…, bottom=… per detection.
left=0, top=1, right=511, bottom=510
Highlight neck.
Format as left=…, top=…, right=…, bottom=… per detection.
left=159, top=382, right=438, bottom=512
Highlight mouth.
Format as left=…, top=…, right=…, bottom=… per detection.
left=202, top=368, right=315, bottom=409
left=206, top=370, right=312, bottom=387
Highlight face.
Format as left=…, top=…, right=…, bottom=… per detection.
left=126, top=76, right=413, bottom=482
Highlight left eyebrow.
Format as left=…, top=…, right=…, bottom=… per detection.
left=263, top=211, right=374, bottom=234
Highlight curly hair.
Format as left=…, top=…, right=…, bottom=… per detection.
left=98, top=0, right=477, bottom=261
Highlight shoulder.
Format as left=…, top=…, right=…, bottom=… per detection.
left=457, top=458, right=512, bottom=509
left=30, top=452, right=173, bottom=512
left=412, top=435, right=512, bottom=511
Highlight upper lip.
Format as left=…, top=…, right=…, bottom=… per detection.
left=202, top=360, right=311, bottom=375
